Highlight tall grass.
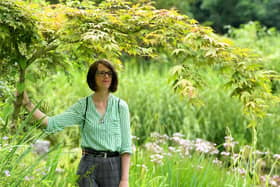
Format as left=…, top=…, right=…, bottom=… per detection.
left=117, top=63, right=249, bottom=146
left=0, top=109, right=257, bottom=186
left=20, top=60, right=279, bottom=154
left=1, top=62, right=279, bottom=186
left=130, top=150, right=253, bottom=187
left=0, top=105, right=62, bottom=186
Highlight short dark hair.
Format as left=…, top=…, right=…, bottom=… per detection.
left=87, top=59, right=118, bottom=92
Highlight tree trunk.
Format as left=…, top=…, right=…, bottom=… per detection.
left=11, top=67, right=26, bottom=128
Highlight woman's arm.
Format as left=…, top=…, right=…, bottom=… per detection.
left=23, top=91, right=48, bottom=126
left=118, top=100, right=132, bottom=187
left=120, top=153, right=130, bottom=187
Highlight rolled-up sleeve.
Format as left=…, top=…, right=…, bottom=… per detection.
left=119, top=100, right=132, bottom=154
left=45, top=99, right=85, bottom=134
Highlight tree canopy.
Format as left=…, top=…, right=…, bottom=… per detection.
left=0, top=0, right=279, bottom=125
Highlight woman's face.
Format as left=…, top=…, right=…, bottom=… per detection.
left=95, top=63, right=112, bottom=91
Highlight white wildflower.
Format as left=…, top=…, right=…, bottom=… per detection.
left=270, top=180, right=277, bottom=186
left=150, top=154, right=164, bottom=165
left=168, top=146, right=176, bottom=152
left=55, top=168, right=64, bottom=173
left=151, top=132, right=161, bottom=138
left=131, top=135, right=140, bottom=140
left=33, top=140, right=50, bottom=155
left=221, top=151, right=230, bottom=156
left=273, top=154, right=280, bottom=160
left=224, top=136, right=234, bottom=142
left=253, top=150, right=266, bottom=155
left=234, top=168, right=246, bottom=176
left=212, top=158, right=222, bottom=165
left=194, top=139, right=218, bottom=154
left=173, top=132, right=185, bottom=138
left=4, top=170, right=10, bottom=177
left=144, top=142, right=163, bottom=154
left=136, top=164, right=148, bottom=170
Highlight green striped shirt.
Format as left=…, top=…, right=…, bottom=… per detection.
left=46, top=94, right=132, bottom=154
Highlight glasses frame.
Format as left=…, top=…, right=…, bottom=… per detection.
left=96, top=70, right=113, bottom=77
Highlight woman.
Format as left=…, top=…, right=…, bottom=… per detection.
left=23, top=59, right=132, bottom=187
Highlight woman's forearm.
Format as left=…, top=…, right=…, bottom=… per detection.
left=25, top=102, right=48, bottom=126
left=120, top=153, right=130, bottom=181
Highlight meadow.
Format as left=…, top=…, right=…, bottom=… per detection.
left=1, top=22, right=280, bottom=186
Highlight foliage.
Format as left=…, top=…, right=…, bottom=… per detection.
left=153, top=0, right=280, bottom=34
left=26, top=61, right=279, bottom=154
left=1, top=1, right=279, bottom=184
left=0, top=0, right=40, bottom=82
left=1, top=0, right=277, bottom=124
left=226, top=21, right=280, bottom=93
left=0, top=113, right=257, bottom=187
left=0, top=0, right=68, bottom=123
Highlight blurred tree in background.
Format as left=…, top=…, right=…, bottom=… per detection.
left=44, top=0, right=280, bottom=33
left=155, top=0, right=280, bottom=33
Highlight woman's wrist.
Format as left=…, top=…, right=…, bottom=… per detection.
left=24, top=102, right=34, bottom=111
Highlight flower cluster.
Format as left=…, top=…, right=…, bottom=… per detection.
left=140, top=132, right=280, bottom=186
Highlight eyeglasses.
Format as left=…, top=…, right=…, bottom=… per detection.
left=96, top=71, right=113, bottom=77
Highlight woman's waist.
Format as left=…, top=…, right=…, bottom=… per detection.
left=81, top=147, right=120, bottom=158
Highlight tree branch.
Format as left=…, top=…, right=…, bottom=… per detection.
left=26, top=37, right=59, bottom=67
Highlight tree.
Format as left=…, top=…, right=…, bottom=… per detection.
left=153, top=0, right=280, bottom=34
left=0, top=0, right=68, bottom=125
left=0, top=0, right=42, bottom=124
left=1, top=0, right=278, bottom=123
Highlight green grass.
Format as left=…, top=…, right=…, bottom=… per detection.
left=0, top=140, right=254, bottom=187
left=17, top=59, right=279, bottom=153
left=130, top=150, right=253, bottom=187
left=1, top=62, right=279, bottom=186
left=1, top=23, right=280, bottom=185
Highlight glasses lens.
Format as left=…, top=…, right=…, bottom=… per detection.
left=97, top=71, right=112, bottom=77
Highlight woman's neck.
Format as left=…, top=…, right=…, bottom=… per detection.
left=93, top=91, right=110, bottom=102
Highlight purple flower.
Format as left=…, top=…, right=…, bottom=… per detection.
left=234, top=168, right=246, bottom=176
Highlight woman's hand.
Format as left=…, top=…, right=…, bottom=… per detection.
left=17, top=91, right=48, bottom=125
left=119, top=180, right=129, bottom=187
left=15, top=90, right=31, bottom=106
left=22, top=91, right=31, bottom=106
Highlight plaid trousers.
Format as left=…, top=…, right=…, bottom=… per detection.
left=77, top=154, right=121, bottom=187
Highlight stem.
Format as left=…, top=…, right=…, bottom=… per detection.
left=11, top=67, right=26, bottom=127
left=251, top=124, right=258, bottom=184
